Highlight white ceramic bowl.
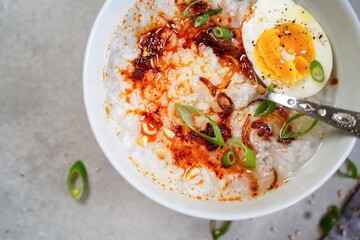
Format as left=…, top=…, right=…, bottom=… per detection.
left=83, top=0, right=360, bottom=220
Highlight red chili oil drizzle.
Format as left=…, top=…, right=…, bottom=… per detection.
left=131, top=28, right=169, bottom=80
left=140, top=111, right=164, bottom=142
left=170, top=123, right=240, bottom=179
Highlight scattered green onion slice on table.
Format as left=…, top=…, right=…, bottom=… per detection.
left=210, top=26, right=232, bottom=39
left=194, top=14, right=209, bottom=27
left=211, top=220, right=233, bottom=240
left=280, top=113, right=318, bottom=139
left=310, top=60, right=325, bottom=82
left=319, top=205, right=341, bottom=235
left=222, top=138, right=256, bottom=168
left=182, top=0, right=202, bottom=17
left=67, top=160, right=87, bottom=201
left=338, top=158, right=358, bottom=179
left=174, top=103, right=225, bottom=146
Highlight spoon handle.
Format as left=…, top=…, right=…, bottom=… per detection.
left=262, top=91, right=360, bottom=137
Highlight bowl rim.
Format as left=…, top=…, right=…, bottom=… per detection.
left=83, top=0, right=359, bottom=220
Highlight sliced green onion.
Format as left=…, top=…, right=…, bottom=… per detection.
left=241, top=142, right=256, bottom=168
left=254, top=101, right=276, bottom=117
left=204, top=8, right=223, bottom=16
left=67, top=160, right=87, bottom=201
left=210, top=26, right=232, bottom=39
left=221, top=138, right=256, bottom=168
left=230, top=138, right=256, bottom=168
left=280, top=113, right=318, bottom=139
left=174, top=103, right=225, bottom=146
left=211, top=220, right=233, bottom=240
left=266, top=83, right=275, bottom=92
left=193, top=8, right=223, bottom=27
left=182, top=0, right=202, bottom=17
left=320, top=205, right=341, bottom=235
left=310, top=60, right=325, bottom=82
left=194, top=14, right=209, bottom=27
left=222, top=151, right=236, bottom=168
left=254, top=84, right=276, bottom=117
left=338, top=158, right=358, bottom=179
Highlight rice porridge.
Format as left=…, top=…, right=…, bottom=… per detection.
left=103, top=0, right=336, bottom=201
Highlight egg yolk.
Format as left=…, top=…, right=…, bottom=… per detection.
left=254, top=23, right=316, bottom=85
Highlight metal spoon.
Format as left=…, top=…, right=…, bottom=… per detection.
left=252, top=74, right=360, bottom=137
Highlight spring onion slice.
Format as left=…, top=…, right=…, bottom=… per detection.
left=221, top=138, right=256, bottom=168
left=267, top=83, right=275, bottom=92
left=204, top=8, right=223, bottom=16
left=254, top=101, right=276, bottom=117
left=254, top=84, right=276, bottom=117
left=310, top=60, right=325, bottom=82
left=193, top=8, right=223, bottom=27
left=67, top=160, right=87, bottom=201
left=210, top=26, right=232, bottom=39
left=320, top=205, right=341, bottom=235
left=221, top=151, right=236, bottom=168
left=338, top=158, right=358, bottom=179
left=194, top=14, right=209, bottom=27
left=182, top=0, right=202, bottom=17
left=211, top=220, right=233, bottom=240
left=174, top=103, right=225, bottom=146
left=229, top=138, right=256, bottom=168
left=280, top=113, right=318, bottom=139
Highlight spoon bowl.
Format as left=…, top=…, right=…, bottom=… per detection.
left=253, top=74, right=360, bottom=137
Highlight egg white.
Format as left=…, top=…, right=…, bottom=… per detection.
left=242, top=0, right=333, bottom=98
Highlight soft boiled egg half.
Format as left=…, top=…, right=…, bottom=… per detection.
left=242, top=0, right=333, bottom=98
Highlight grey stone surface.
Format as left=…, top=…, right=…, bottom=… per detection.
left=0, top=0, right=359, bottom=240
left=325, top=185, right=360, bottom=240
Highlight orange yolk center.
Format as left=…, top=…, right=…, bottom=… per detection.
left=254, top=23, right=316, bottom=85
